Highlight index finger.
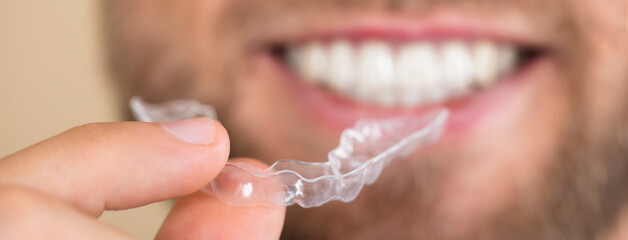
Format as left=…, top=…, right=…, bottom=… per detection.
left=0, top=118, right=229, bottom=216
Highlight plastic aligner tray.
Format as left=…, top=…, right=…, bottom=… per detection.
left=130, top=97, right=448, bottom=208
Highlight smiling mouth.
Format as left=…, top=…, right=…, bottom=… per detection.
left=275, top=38, right=542, bottom=106
left=256, top=16, right=550, bottom=132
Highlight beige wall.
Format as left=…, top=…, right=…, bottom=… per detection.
left=0, top=1, right=169, bottom=239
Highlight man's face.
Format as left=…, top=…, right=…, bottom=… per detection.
left=107, top=0, right=627, bottom=239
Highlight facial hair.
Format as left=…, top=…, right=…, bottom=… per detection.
left=208, top=0, right=628, bottom=239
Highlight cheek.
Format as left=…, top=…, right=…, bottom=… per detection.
left=432, top=58, right=572, bottom=230
left=223, top=54, right=337, bottom=164
left=177, top=0, right=245, bottom=103
left=571, top=0, right=627, bottom=139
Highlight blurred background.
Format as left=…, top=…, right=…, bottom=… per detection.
left=0, top=1, right=168, bottom=239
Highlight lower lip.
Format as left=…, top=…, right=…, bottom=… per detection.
left=267, top=54, right=545, bottom=137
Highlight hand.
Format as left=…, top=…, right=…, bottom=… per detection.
left=0, top=118, right=285, bottom=239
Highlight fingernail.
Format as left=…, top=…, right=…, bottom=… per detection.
left=162, top=118, right=217, bottom=145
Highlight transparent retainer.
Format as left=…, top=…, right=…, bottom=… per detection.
left=130, top=97, right=449, bottom=208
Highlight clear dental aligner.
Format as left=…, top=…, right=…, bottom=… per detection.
left=130, top=96, right=217, bottom=122
left=130, top=97, right=449, bottom=208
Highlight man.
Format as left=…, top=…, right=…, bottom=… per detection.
left=0, top=0, right=626, bottom=239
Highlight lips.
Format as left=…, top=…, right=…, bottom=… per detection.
left=257, top=16, right=548, bottom=134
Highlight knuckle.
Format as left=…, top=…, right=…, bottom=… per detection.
left=60, top=121, right=156, bottom=166
left=69, top=123, right=109, bottom=145
left=67, top=122, right=150, bottom=148
left=63, top=122, right=123, bottom=157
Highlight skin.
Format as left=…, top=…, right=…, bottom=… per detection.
left=1, top=0, right=626, bottom=239
left=0, top=119, right=285, bottom=239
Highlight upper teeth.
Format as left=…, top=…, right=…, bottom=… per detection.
left=288, top=40, right=517, bottom=106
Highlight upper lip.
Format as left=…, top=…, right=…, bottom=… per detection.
left=259, top=11, right=547, bottom=49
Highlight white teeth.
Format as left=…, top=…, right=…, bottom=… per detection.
left=498, top=45, right=517, bottom=77
left=472, top=41, right=500, bottom=88
left=355, top=41, right=395, bottom=104
left=326, top=40, right=355, bottom=92
left=396, top=43, right=443, bottom=105
left=288, top=40, right=521, bottom=106
left=292, top=42, right=328, bottom=84
left=441, top=41, right=474, bottom=96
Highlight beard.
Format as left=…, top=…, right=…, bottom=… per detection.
left=212, top=1, right=628, bottom=239
left=280, top=86, right=628, bottom=240
left=477, top=107, right=628, bottom=240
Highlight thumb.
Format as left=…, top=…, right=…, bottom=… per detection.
left=156, top=158, right=286, bottom=240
